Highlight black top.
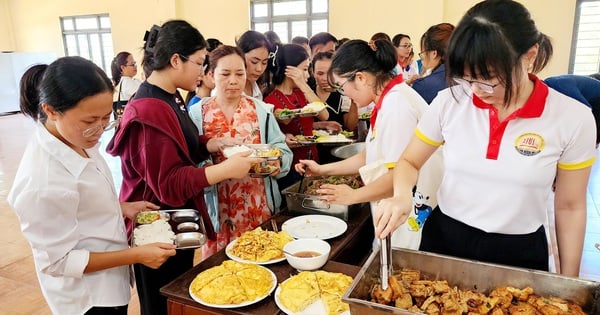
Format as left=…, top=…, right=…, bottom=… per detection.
left=134, top=82, right=203, bottom=164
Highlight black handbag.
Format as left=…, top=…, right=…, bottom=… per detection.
left=112, top=81, right=127, bottom=120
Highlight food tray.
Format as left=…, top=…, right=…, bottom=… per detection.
left=249, top=163, right=279, bottom=178
left=222, top=144, right=282, bottom=161
left=133, top=209, right=207, bottom=249
left=281, top=176, right=365, bottom=221
left=277, top=108, right=301, bottom=120
left=343, top=248, right=600, bottom=314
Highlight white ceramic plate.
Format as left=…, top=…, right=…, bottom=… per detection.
left=225, top=239, right=287, bottom=265
left=274, top=281, right=350, bottom=315
left=281, top=215, right=347, bottom=240
left=188, top=266, right=277, bottom=308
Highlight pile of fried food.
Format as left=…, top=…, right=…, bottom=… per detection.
left=304, top=175, right=363, bottom=195
left=278, top=270, right=354, bottom=315
left=371, top=269, right=586, bottom=315
left=228, top=227, right=293, bottom=262
left=190, top=260, right=274, bottom=305
left=250, top=163, right=278, bottom=175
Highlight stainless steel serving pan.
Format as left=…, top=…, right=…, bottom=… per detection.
left=282, top=176, right=365, bottom=221
left=343, top=248, right=600, bottom=314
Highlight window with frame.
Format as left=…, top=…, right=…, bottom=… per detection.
left=570, top=0, right=600, bottom=74
left=250, top=0, right=329, bottom=43
left=60, top=14, right=114, bottom=75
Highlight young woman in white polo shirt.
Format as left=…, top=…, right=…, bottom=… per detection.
left=377, top=0, right=597, bottom=277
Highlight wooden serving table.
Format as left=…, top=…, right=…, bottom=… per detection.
left=161, top=205, right=373, bottom=315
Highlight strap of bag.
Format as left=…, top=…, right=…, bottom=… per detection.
left=265, top=112, right=277, bottom=215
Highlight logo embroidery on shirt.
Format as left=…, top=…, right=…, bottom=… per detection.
left=514, top=133, right=545, bottom=156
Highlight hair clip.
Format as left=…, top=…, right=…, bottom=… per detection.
left=143, top=25, right=161, bottom=54
left=268, top=45, right=279, bottom=67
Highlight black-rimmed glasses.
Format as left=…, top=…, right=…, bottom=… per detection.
left=332, top=72, right=357, bottom=95
left=179, top=54, right=204, bottom=67
left=418, top=51, right=430, bottom=59
left=453, top=78, right=499, bottom=94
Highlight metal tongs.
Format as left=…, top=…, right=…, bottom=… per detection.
left=380, top=235, right=392, bottom=290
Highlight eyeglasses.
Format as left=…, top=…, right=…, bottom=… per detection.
left=453, top=78, right=500, bottom=94
left=125, top=62, right=137, bottom=67
left=179, top=54, right=204, bottom=67
left=418, top=51, right=429, bottom=59
left=332, top=72, right=357, bottom=95
left=82, top=119, right=120, bottom=137
left=398, top=44, right=412, bottom=49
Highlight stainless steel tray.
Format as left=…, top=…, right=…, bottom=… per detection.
left=343, top=248, right=600, bottom=314
left=281, top=176, right=364, bottom=221
left=133, top=209, right=207, bottom=250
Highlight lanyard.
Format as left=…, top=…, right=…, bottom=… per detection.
left=370, top=75, right=404, bottom=131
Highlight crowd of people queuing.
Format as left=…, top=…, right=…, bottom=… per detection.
left=7, top=0, right=600, bottom=314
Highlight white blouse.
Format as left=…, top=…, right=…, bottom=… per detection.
left=8, top=123, right=130, bottom=314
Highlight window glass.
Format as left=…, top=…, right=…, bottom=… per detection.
left=311, top=19, right=328, bottom=36
left=273, top=1, right=306, bottom=15
left=273, top=22, right=288, bottom=43
left=254, top=23, right=270, bottom=34
left=61, top=14, right=113, bottom=75
left=254, top=3, right=268, bottom=17
left=100, top=16, right=111, bottom=29
left=75, top=17, right=98, bottom=30
left=251, top=1, right=328, bottom=41
left=291, top=21, right=307, bottom=39
left=312, top=0, right=328, bottom=13
left=571, top=1, right=600, bottom=74
left=62, top=18, right=74, bottom=31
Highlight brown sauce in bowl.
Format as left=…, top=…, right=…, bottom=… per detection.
left=293, top=251, right=321, bottom=258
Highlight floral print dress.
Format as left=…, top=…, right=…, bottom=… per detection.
left=201, top=97, right=270, bottom=259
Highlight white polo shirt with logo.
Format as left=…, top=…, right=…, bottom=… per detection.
left=415, top=75, right=597, bottom=234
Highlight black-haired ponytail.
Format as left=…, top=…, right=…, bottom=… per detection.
left=19, top=64, right=48, bottom=122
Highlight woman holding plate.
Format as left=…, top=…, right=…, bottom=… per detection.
left=264, top=43, right=329, bottom=190
left=189, top=45, right=292, bottom=259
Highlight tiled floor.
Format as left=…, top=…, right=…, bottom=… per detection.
left=0, top=113, right=599, bottom=314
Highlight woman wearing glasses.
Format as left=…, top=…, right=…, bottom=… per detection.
left=411, top=23, right=455, bottom=104
left=296, top=39, right=442, bottom=249
left=392, top=34, right=419, bottom=84
left=8, top=57, right=175, bottom=315
left=377, top=0, right=597, bottom=277
left=111, top=51, right=142, bottom=118
left=107, top=20, right=262, bottom=315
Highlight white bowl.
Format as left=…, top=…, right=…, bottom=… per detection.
left=283, top=239, right=330, bottom=271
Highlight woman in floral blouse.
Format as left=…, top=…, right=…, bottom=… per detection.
left=189, top=45, right=292, bottom=258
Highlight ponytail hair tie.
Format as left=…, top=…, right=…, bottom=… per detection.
left=143, top=25, right=161, bottom=53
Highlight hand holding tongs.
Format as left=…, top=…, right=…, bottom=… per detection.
left=297, top=150, right=313, bottom=193
left=380, top=234, right=392, bottom=290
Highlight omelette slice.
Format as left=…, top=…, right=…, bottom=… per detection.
left=321, top=291, right=350, bottom=315
left=316, top=270, right=353, bottom=295
left=189, top=265, right=230, bottom=294
left=278, top=271, right=320, bottom=312
left=196, top=274, right=247, bottom=305
left=237, top=266, right=274, bottom=300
